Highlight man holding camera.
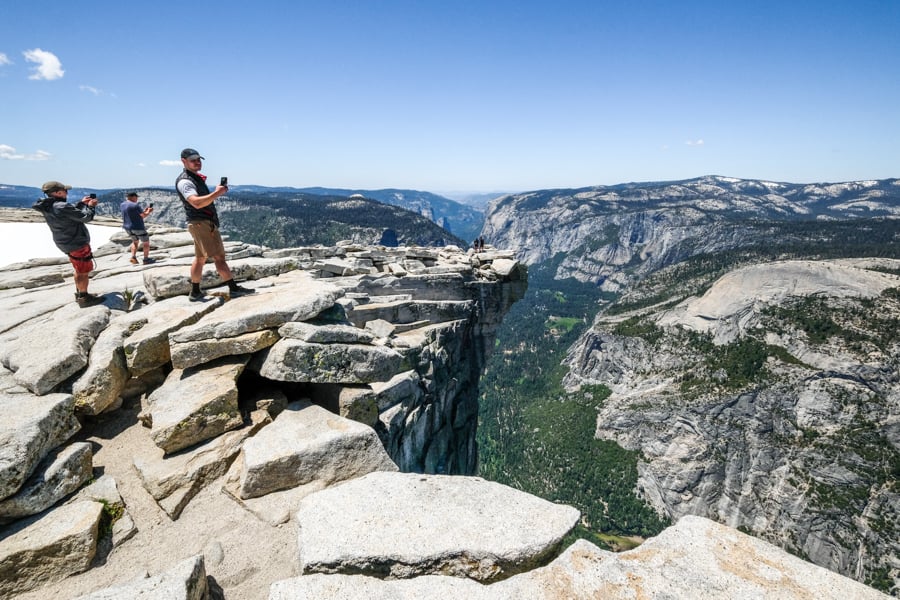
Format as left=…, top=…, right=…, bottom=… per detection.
left=121, top=191, right=155, bottom=264
left=32, top=181, right=105, bottom=308
left=175, top=148, right=252, bottom=301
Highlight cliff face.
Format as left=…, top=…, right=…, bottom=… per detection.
left=563, top=259, right=900, bottom=591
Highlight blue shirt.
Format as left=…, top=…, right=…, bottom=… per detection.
left=121, top=200, right=145, bottom=230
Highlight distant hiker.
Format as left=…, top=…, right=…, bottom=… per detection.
left=478, top=236, right=485, bottom=251
left=121, top=191, right=155, bottom=264
left=473, top=238, right=479, bottom=251
left=32, top=181, right=105, bottom=308
left=175, top=148, right=253, bottom=301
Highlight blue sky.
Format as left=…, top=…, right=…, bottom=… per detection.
left=1, top=0, right=898, bottom=193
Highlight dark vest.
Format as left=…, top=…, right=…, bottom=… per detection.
left=176, top=170, right=219, bottom=226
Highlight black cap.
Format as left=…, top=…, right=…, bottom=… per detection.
left=180, top=148, right=204, bottom=160
left=126, top=192, right=138, bottom=198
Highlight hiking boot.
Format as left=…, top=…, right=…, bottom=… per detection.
left=142, top=257, right=156, bottom=265
left=228, top=284, right=254, bottom=297
left=188, top=290, right=207, bottom=302
left=129, top=256, right=139, bottom=264
left=76, top=293, right=105, bottom=308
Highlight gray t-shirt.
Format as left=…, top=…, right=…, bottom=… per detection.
left=176, top=178, right=199, bottom=200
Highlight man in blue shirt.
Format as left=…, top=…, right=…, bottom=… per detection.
left=121, top=192, right=155, bottom=264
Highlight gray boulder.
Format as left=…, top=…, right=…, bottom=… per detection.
left=0, top=303, right=110, bottom=394
left=273, top=516, right=891, bottom=599
left=169, top=277, right=343, bottom=343
left=346, top=299, right=474, bottom=328
left=148, top=356, right=248, bottom=454
left=169, top=328, right=279, bottom=370
left=295, top=471, right=579, bottom=582
left=72, top=555, right=208, bottom=600
left=278, top=321, right=376, bottom=344
left=255, top=339, right=404, bottom=384
left=141, top=257, right=296, bottom=299
left=135, top=409, right=270, bottom=519
left=0, top=442, right=92, bottom=522
left=0, top=500, right=104, bottom=597
left=231, top=401, right=397, bottom=500
left=0, top=392, right=80, bottom=500
left=72, top=316, right=146, bottom=414
left=123, top=295, right=223, bottom=376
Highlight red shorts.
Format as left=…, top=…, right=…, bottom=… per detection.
left=68, top=244, right=95, bottom=274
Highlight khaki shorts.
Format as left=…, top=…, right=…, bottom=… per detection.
left=124, top=228, right=150, bottom=243
left=187, top=221, right=226, bottom=258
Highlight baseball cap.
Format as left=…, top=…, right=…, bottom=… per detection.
left=42, top=181, right=73, bottom=193
left=126, top=192, right=138, bottom=198
left=180, top=148, right=205, bottom=160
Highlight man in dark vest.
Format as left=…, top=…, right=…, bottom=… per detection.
left=175, top=148, right=252, bottom=301
left=32, top=180, right=105, bottom=308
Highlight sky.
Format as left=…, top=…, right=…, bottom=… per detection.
left=1, top=1, right=898, bottom=194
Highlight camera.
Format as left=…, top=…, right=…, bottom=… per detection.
left=89, top=193, right=97, bottom=199
left=220, top=177, right=228, bottom=186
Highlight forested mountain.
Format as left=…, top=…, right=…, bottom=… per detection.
left=0, top=184, right=476, bottom=246
left=292, top=187, right=484, bottom=243
left=477, top=176, right=900, bottom=595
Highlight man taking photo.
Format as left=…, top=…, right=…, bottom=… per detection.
left=121, top=191, right=155, bottom=264
left=32, top=181, right=105, bottom=308
left=175, top=148, right=252, bottom=301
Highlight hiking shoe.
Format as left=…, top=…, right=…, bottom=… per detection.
left=129, top=256, right=139, bottom=264
left=76, top=293, right=105, bottom=308
left=188, top=290, right=207, bottom=302
left=142, top=257, right=156, bottom=265
left=228, top=284, right=254, bottom=297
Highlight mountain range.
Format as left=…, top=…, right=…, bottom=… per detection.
left=0, top=184, right=484, bottom=246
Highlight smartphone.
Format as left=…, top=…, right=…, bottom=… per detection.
left=148, top=203, right=154, bottom=208
left=220, top=177, right=228, bottom=186
left=89, top=193, right=97, bottom=199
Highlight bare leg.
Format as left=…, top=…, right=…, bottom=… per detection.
left=191, top=256, right=206, bottom=283
left=211, top=255, right=234, bottom=282
left=74, top=271, right=90, bottom=293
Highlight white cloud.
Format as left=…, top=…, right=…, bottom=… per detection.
left=0, top=144, right=51, bottom=161
left=23, top=48, right=64, bottom=80
left=137, top=162, right=146, bottom=167
left=685, top=139, right=705, bottom=146
left=159, top=159, right=181, bottom=167
left=0, top=53, right=11, bottom=66
left=79, top=85, right=102, bottom=95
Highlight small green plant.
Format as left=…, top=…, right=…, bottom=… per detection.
left=98, top=499, right=125, bottom=538
left=121, top=287, right=135, bottom=311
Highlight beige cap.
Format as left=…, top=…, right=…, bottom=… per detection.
left=41, top=181, right=73, bottom=193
